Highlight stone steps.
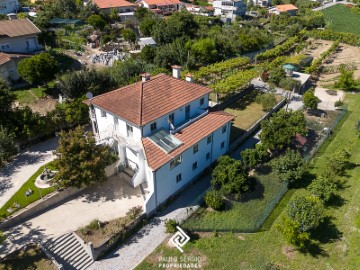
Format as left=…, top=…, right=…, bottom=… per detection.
left=44, top=232, right=93, bottom=270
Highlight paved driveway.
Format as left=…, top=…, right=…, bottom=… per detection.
left=0, top=174, right=144, bottom=256
left=0, top=137, right=58, bottom=208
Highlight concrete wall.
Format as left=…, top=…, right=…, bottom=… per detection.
left=0, top=187, right=84, bottom=230
left=0, top=35, right=41, bottom=53
left=0, top=0, right=19, bottom=14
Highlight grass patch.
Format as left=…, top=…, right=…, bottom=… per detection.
left=12, top=82, right=56, bottom=104
left=322, top=5, right=360, bottom=35
left=182, top=170, right=287, bottom=232
left=0, top=162, right=56, bottom=219
left=137, top=93, right=360, bottom=270
left=0, top=245, right=56, bottom=270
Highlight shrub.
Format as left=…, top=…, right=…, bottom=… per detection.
left=204, top=190, right=224, bottom=210
left=126, top=206, right=143, bottom=221
left=165, top=219, right=179, bottom=233
left=307, top=177, right=337, bottom=203
left=86, top=219, right=101, bottom=230
left=335, top=100, right=344, bottom=107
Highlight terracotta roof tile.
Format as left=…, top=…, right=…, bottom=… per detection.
left=142, top=111, right=235, bottom=171
left=0, top=53, right=11, bottom=65
left=0, top=19, right=41, bottom=38
left=276, top=4, right=298, bottom=12
left=93, top=0, right=135, bottom=8
left=88, top=74, right=212, bottom=126
left=143, top=0, right=181, bottom=6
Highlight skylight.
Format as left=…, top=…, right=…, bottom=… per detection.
left=149, top=129, right=183, bottom=153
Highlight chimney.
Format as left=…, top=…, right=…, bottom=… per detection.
left=185, top=73, right=193, bottom=83
left=171, top=65, right=182, bottom=79
left=140, top=73, right=150, bottom=82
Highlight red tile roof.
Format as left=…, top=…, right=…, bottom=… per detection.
left=143, top=0, right=181, bottom=6
left=142, top=111, right=235, bottom=171
left=276, top=4, right=298, bottom=12
left=0, top=53, right=11, bottom=66
left=93, top=0, right=135, bottom=9
left=0, top=19, right=41, bottom=38
left=88, top=73, right=212, bottom=126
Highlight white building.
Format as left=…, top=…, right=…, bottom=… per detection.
left=138, top=0, right=183, bottom=15
left=251, top=0, right=271, bottom=7
left=213, top=0, right=247, bottom=22
left=0, top=0, right=19, bottom=14
left=86, top=67, right=234, bottom=215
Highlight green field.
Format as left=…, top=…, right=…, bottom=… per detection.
left=322, top=5, right=360, bottom=35
left=137, top=92, right=360, bottom=270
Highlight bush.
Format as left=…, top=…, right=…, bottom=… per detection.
left=165, top=219, right=179, bottom=233
left=256, top=93, right=277, bottom=112
left=204, top=190, right=224, bottom=210
left=126, top=206, right=143, bottom=221
left=86, top=219, right=101, bottom=230
left=335, top=100, right=344, bottom=107
left=307, top=177, right=337, bottom=203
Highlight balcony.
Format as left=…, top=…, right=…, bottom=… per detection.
left=170, top=110, right=209, bottom=134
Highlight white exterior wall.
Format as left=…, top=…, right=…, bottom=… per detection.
left=0, top=59, right=19, bottom=85
left=152, top=122, right=231, bottom=207
left=0, top=0, right=19, bottom=14
left=142, top=94, right=209, bottom=136
left=0, top=35, right=42, bottom=54
left=213, top=0, right=246, bottom=20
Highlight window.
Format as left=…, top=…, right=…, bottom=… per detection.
left=0, top=43, right=10, bottom=50
left=222, top=125, right=227, bottom=134
left=126, top=124, right=133, bottom=137
left=176, top=173, right=182, bottom=183
left=101, top=110, right=106, bottom=117
left=192, top=162, right=198, bottom=170
left=207, top=135, right=212, bottom=145
left=200, top=98, right=204, bottom=106
left=114, top=117, right=118, bottom=130
left=169, top=113, right=174, bottom=124
left=150, top=122, right=157, bottom=132
left=206, top=152, right=210, bottom=160
left=170, top=155, right=182, bottom=170
left=185, top=105, right=190, bottom=120
left=193, top=144, right=198, bottom=154
left=221, top=141, right=225, bottom=149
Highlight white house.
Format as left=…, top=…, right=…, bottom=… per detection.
left=268, top=4, right=298, bottom=16
left=0, top=52, right=29, bottom=84
left=251, top=0, right=271, bottom=7
left=0, top=0, right=19, bottom=14
left=86, top=67, right=234, bottom=215
left=0, top=19, right=42, bottom=54
left=138, top=0, right=183, bottom=15
left=213, top=0, right=247, bottom=22
left=92, top=0, right=136, bottom=22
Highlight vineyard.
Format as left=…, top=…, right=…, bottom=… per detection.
left=321, top=5, right=360, bottom=35
left=305, top=40, right=340, bottom=74
left=308, top=29, right=360, bottom=47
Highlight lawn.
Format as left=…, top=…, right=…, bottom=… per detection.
left=0, top=245, right=56, bottom=270
left=225, top=91, right=283, bottom=142
left=12, top=82, right=57, bottom=104
left=0, top=162, right=56, bottom=219
left=322, top=5, right=360, bottom=35
left=136, top=93, right=360, bottom=270
left=183, top=170, right=287, bottom=232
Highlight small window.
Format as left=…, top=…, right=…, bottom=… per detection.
left=206, top=152, right=210, bottom=160
left=207, top=135, right=212, bottom=145
left=193, top=144, right=198, bottom=154
left=126, top=124, right=133, bottom=137
left=176, top=173, right=182, bottom=183
left=221, top=141, right=225, bottom=149
left=170, top=155, right=182, bottom=170
left=150, top=122, right=157, bottom=132
left=192, top=162, right=198, bottom=170
left=200, top=98, right=204, bottom=106
left=169, top=113, right=174, bottom=124
left=114, top=117, right=119, bottom=130
left=222, top=125, right=227, bottom=134
left=101, top=110, right=106, bottom=117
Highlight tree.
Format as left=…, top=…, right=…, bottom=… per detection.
left=271, top=149, right=307, bottom=185
left=141, top=45, right=156, bottom=63
left=87, top=14, right=106, bottom=30
left=327, top=147, right=351, bottom=176
left=277, top=195, right=325, bottom=247
left=211, top=155, right=253, bottom=198
left=53, top=126, right=116, bottom=188
left=122, top=29, right=136, bottom=47
left=0, top=79, right=15, bottom=127
left=188, top=38, right=218, bottom=64
left=0, top=126, right=17, bottom=167
left=278, top=77, right=301, bottom=92
left=256, top=92, right=277, bottom=112
left=303, top=89, right=320, bottom=110
left=260, top=109, right=307, bottom=151
left=134, top=6, right=150, bottom=21
left=204, top=190, right=224, bottom=210
left=269, top=67, right=286, bottom=86
left=241, top=143, right=268, bottom=169
left=18, top=53, right=60, bottom=85
left=307, top=177, right=337, bottom=203
left=335, top=65, right=356, bottom=90
left=139, top=15, right=158, bottom=37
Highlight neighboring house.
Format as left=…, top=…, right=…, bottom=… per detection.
left=213, top=0, right=247, bottom=22
left=0, top=52, right=29, bottom=84
left=0, top=0, right=19, bottom=14
left=0, top=19, right=43, bottom=54
left=92, top=0, right=135, bottom=13
left=251, top=0, right=271, bottom=7
left=138, top=0, right=183, bottom=15
left=138, top=37, right=156, bottom=50
left=185, top=4, right=214, bottom=16
left=269, top=4, right=298, bottom=16
left=85, top=67, right=234, bottom=215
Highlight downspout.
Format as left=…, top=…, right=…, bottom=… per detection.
left=226, top=122, right=231, bottom=153
left=153, top=170, right=158, bottom=210
left=210, top=133, right=214, bottom=165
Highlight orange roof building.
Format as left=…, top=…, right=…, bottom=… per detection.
left=85, top=67, right=235, bottom=214
left=139, top=0, right=183, bottom=15
left=92, top=0, right=135, bottom=12
left=269, top=4, right=298, bottom=15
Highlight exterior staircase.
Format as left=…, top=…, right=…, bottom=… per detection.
left=44, top=232, right=94, bottom=270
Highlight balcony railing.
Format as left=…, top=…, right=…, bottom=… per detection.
left=170, top=110, right=209, bottom=134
